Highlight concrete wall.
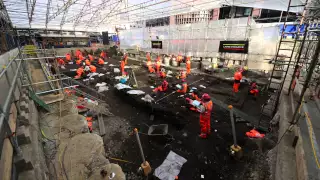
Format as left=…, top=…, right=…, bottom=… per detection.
left=54, top=46, right=110, bottom=56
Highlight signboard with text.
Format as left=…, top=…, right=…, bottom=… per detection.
left=219, top=41, right=248, bottom=54
left=151, top=41, right=163, bottom=49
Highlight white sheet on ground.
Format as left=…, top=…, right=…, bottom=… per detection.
left=104, top=62, right=108, bottom=64
left=114, top=68, right=120, bottom=73
left=98, top=73, right=105, bottom=77
left=192, top=100, right=201, bottom=107
left=124, top=66, right=130, bottom=69
left=126, top=90, right=145, bottom=95
left=141, top=94, right=154, bottom=102
left=68, top=62, right=74, bottom=64
left=70, top=69, right=77, bottom=71
left=154, top=151, right=187, bottom=180
left=95, top=82, right=107, bottom=87
left=114, top=83, right=132, bottom=90
left=98, top=86, right=109, bottom=93
left=109, top=64, right=115, bottom=66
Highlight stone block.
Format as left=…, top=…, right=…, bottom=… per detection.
left=16, top=126, right=31, bottom=145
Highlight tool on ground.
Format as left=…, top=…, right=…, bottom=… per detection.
left=228, top=105, right=243, bottom=159
left=134, top=128, right=152, bottom=176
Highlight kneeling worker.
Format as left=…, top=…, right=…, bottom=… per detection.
left=198, top=93, right=213, bottom=139
left=177, top=79, right=188, bottom=93
left=249, top=80, right=259, bottom=98
left=153, top=80, right=169, bottom=92
left=89, top=65, right=97, bottom=73
left=75, top=66, right=85, bottom=79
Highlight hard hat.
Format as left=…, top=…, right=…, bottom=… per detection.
left=202, top=93, right=211, bottom=101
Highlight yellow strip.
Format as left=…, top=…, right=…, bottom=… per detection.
left=305, top=111, right=320, bottom=169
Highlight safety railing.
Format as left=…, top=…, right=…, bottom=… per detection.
left=0, top=45, right=30, bottom=158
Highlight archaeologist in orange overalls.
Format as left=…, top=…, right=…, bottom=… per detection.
left=85, top=59, right=91, bottom=66
left=76, top=59, right=82, bottom=65
left=198, top=93, right=213, bottom=138
left=120, top=59, right=125, bottom=75
left=249, top=80, right=259, bottom=98
left=100, top=51, right=106, bottom=59
left=65, top=53, right=71, bottom=61
left=57, top=58, right=65, bottom=66
left=186, top=56, right=191, bottom=74
left=123, top=53, right=128, bottom=65
left=79, top=54, right=84, bottom=61
left=88, top=54, right=94, bottom=62
left=98, top=58, right=105, bottom=65
left=156, top=56, right=161, bottom=73
left=233, top=69, right=243, bottom=93
left=177, top=79, right=188, bottom=93
left=176, top=54, right=183, bottom=66
left=89, top=65, right=97, bottom=73
left=86, top=112, right=93, bottom=133
left=153, top=80, right=169, bottom=92
left=146, top=52, right=151, bottom=62
left=179, top=70, right=187, bottom=79
left=75, top=66, right=84, bottom=79
left=191, top=90, right=201, bottom=101
left=147, top=60, right=155, bottom=73
left=159, top=68, right=166, bottom=78
left=75, top=49, right=81, bottom=58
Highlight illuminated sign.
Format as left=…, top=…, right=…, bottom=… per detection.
left=151, top=41, right=162, bottom=49
left=219, top=41, right=248, bottom=54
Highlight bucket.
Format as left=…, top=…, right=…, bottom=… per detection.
left=172, top=58, right=178, bottom=67
left=164, top=57, right=170, bottom=66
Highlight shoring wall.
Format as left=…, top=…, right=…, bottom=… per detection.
left=119, top=17, right=280, bottom=71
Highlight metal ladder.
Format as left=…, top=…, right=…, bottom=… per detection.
left=259, top=0, right=308, bottom=128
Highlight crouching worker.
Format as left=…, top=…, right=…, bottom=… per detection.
left=249, top=80, right=259, bottom=98
left=198, top=93, right=213, bottom=139
left=153, top=80, right=169, bottom=93
left=75, top=66, right=85, bottom=79
left=159, top=68, right=166, bottom=78
left=98, top=58, right=105, bottom=66
left=233, top=69, right=243, bottom=93
left=176, top=79, right=187, bottom=93
left=90, top=65, right=97, bottom=73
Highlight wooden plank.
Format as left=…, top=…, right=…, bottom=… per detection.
left=0, top=104, right=18, bottom=180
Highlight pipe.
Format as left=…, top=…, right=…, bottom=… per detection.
left=291, top=39, right=320, bottom=123
left=134, top=128, right=146, bottom=165
left=229, top=105, right=238, bottom=147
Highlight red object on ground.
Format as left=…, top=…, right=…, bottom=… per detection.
left=246, top=129, right=265, bottom=138
left=199, top=100, right=213, bottom=138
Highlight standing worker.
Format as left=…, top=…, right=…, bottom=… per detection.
left=198, top=93, right=213, bottom=139
left=156, top=56, right=161, bottom=73
left=146, top=52, right=151, bottom=62
left=177, top=79, right=188, bottom=93
left=179, top=70, right=187, bottom=80
left=100, top=50, right=106, bottom=59
left=120, top=59, right=125, bottom=75
left=186, top=56, right=191, bottom=74
left=147, top=60, right=155, bottom=73
left=123, top=53, right=128, bottom=65
left=233, top=69, right=243, bottom=93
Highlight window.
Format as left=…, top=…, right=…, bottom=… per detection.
left=219, top=6, right=231, bottom=19
left=235, top=7, right=252, bottom=17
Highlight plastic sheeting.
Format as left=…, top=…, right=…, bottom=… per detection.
left=126, top=90, right=145, bottom=95
left=154, top=151, right=187, bottom=180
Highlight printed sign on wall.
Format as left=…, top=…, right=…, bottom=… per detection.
left=219, top=41, right=249, bottom=54
left=151, top=41, right=163, bottom=49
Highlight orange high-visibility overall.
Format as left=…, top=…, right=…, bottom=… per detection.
left=76, top=59, right=82, bottom=65
left=98, top=58, right=105, bottom=65
left=120, top=61, right=125, bottom=75
left=85, top=59, right=91, bottom=66
left=233, top=71, right=242, bottom=93
left=89, top=54, right=94, bottom=61
left=75, top=67, right=84, bottom=79
left=147, top=61, right=155, bottom=73
left=186, top=58, right=191, bottom=74
left=177, top=82, right=187, bottom=93
left=65, top=53, right=71, bottom=61
left=89, top=65, right=96, bottom=73
left=199, top=100, right=213, bottom=138
left=153, top=80, right=168, bottom=92
left=57, top=58, right=65, bottom=65
left=156, top=60, right=161, bottom=73
left=86, top=116, right=93, bottom=132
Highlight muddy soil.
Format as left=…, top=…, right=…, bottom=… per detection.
left=61, top=57, right=275, bottom=180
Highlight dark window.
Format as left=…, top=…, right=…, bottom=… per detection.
left=235, top=7, right=252, bottom=17
left=219, top=6, right=231, bottom=19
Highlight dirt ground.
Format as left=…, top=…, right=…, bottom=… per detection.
left=61, top=57, right=276, bottom=180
